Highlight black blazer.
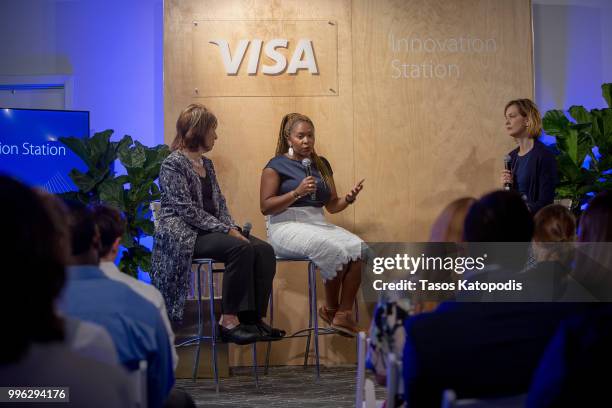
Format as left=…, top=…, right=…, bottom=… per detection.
left=508, top=140, right=558, bottom=214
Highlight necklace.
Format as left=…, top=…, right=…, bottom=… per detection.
left=181, top=150, right=204, bottom=169
left=188, top=157, right=204, bottom=168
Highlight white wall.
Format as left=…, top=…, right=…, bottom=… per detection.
left=533, top=0, right=612, bottom=113
left=0, top=0, right=164, bottom=147
left=2, top=0, right=611, bottom=144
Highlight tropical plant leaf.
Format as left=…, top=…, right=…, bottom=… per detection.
left=603, top=83, right=612, bottom=108
left=89, top=130, right=114, bottom=166
left=118, top=254, right=138, bottom=278
left=568, top=105, right=591, bottom=124
left=555, top=185, right=577, bottom=198
left=134, top=218, right=155, bottom=236
left=115, top=135, right=133, bottom=156
left=99, top=179, right=127, bottom=211
left=68, top=169, right=98, bottom=193
left=114, top=175, right=130, bottom=185
left=59, top=136, right=94, bottom=168
left=150, top=182, right=161, bottom=200
left=600, top=108, right=612, bottom=143
left=121, top=230, right=136, bottom=248
left=61, top=128, right=164, bottom=277
left=128, top=180, right=154, bottom=206
left=119, top=141, right=146, bottom=169
left=543, top=110, right=571, bottom=137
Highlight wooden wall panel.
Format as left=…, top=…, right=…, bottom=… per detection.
left=192, top=20, right=338, bottom=96
left=165, top=0, right=356, bottom=367
left=352, top=0, right=534, bottom=241
left=164, top=0, right=533, bottom=366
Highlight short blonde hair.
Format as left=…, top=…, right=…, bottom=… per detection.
left=505, top=98, right=542, bottom=138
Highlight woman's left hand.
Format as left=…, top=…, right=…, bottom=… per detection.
left=346, top=178, right=365, bottom=203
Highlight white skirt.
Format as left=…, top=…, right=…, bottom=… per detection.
left=267, top=206, right=364, bottom=280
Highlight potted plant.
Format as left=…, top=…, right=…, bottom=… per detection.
left=542, top=83, right=612, bottom=214
left=60, top=130, right=170, bottom=277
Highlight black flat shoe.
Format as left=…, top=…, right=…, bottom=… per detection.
left=255, top=320, right=286, bottom=341
left=219, top=324, right=260, bottom=345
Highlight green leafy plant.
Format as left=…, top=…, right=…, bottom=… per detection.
left=542, top=83, right=612, bottom=213
left=60, top=130, right=170, bottom=277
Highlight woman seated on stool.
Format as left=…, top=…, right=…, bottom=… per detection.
left=151, top=103, right=284, bottom=345
left=260, top=112, right=365, bottom=336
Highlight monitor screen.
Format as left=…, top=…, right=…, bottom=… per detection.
left=0, top=107, right=90, bottom=192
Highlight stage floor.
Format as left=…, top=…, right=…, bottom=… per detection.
left=176, top=365, right=385, bottom=407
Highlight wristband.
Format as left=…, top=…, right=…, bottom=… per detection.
left=292, top=190, right=301, bottom=200
left=345, top=194, right=355, bottom=204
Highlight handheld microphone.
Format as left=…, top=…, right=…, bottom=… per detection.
left=503, top=155, right=512, bottom=191
left=242, top=222, right=252, bottom=239
left=301, top=158, right=316, bottom=201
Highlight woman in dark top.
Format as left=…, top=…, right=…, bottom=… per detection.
left=151, top=104, right=283, bottom=345
left=500, top=99, right=558, bottom=214
left=260, top=113, right=365, bottom=336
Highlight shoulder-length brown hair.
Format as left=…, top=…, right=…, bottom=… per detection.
left=505, top=98, right=542, bottom=138
left=534, top=204, right=576, bottom=243
left=579, top=191, right=612, bottom=242
left=533, top=204, right=576, bottom=264
left=171, top=104, right=217, bottom=151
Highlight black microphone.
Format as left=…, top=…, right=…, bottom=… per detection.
left=503, top=155, right=512, bottom=191
left=301, top=158, right=316, bottom=200
left=242, top=222, right=252, bottom=239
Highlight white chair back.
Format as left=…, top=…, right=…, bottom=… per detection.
left=554, top=198, right=573, bottom=211
left=385, top=353, right=401, bottom=408
left=356, top=332, right=385, bottom=408
left=131, top=360, right=148, bottom=408
left=364, top=379, right=377, bottom=408
left=150, top=201, right=161, bottom=229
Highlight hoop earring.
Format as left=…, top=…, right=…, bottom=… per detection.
left=288, top=145, right=294, bottom=157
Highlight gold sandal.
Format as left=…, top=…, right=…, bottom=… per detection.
left=331, top=310, right=363, bottom=337
left=318, top=306, right=337, bottom=326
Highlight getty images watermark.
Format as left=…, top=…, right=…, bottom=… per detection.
left=361, top=242, right=612, bottom=302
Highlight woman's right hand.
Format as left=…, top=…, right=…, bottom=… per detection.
left=228, top=227, right=249, bottom=243
left=295, top=176, right=317, bottom=198
left=501, top=169, right=512, bottom=187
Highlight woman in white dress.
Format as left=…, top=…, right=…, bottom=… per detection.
left=260, top=112, right=365, bottom=336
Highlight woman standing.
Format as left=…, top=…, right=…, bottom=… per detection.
left=260, top=113, right=365, bottom=336
left=151, top=104, right=283, bottom=345
left=500, top=99, right=558, bottom=214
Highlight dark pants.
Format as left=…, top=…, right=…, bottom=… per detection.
left=193, top=232, right=276, bottom=319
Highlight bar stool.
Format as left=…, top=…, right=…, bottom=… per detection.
left=150, top=202, right=259, bottom=392
left=175, top=258, right=260, bottom=393
left=263, top=256, right=359, bottom=380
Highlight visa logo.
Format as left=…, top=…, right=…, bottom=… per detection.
left=209, top=39, right=319, bottom=75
